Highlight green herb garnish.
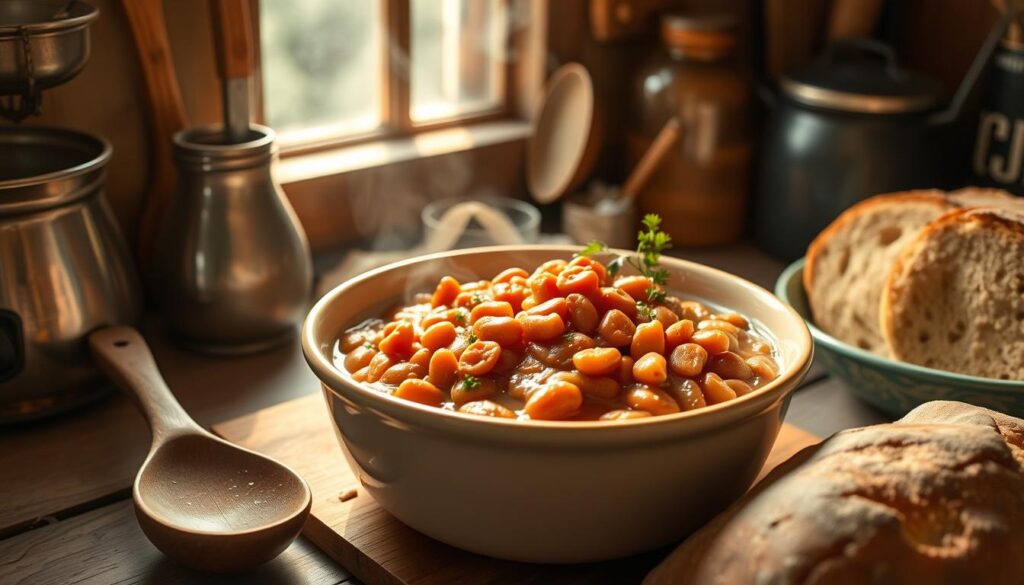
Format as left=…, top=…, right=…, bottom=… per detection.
left=562, top=331, right=575, bottom=341
left=635, top=302, right=656, bottom=322
left=646, top=286, right=667, bottom=305
left=465, top=331, right=479, bottom=344
left=607, top=255, right=625, bottom=278
left=573, top=214, right=672, bottom=292
left=459, top=375, right=481, bottom=390
left=453, top=309, right=467, bottom=323
left=576, top=240, right=607, bottom=258
left=628, top=214, right=672, bottom=285
left=362, top=341, right=375, bottom=350
left=470, top=292, right=490, bottom=306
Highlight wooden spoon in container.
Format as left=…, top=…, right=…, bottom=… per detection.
left=89, top=326, right=311, bottom=573
left=209, top=0, right=255, bottom=143
left=621, top=116, right=681, bottom=203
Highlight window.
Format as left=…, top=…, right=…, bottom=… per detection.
left=260, top=0, right=511, bottom=151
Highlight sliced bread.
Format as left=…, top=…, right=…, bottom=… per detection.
left=881, top=208, right=1024, bottom=380
left=948, top=186, right=1022, bottom=210
left=804, top=190, right=952, bottom=354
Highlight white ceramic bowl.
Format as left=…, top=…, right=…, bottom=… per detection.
left=302, top=246, right=812, bottom=563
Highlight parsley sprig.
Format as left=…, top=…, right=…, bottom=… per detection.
left=576, top=214, right=672, bottom=303
left=577, top=241, right=607, bottom=258
left=459, top=375, right=481, bottom=390
left=635, top=302, right=656, bottom=322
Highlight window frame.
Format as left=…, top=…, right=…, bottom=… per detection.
left=254, top=0, right=521, bottom=158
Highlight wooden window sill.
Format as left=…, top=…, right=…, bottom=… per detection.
left=276, top=119, right=533, bottom=185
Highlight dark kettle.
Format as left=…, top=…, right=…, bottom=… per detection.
left=753, top=11, right=1016, bottom=261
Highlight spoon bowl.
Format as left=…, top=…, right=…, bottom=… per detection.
left=90, top=326, right=312, bottom=572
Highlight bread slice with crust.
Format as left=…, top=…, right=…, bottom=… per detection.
left=881, top=207, right=1024, bottom=380
left=804, top=190, right=952, bottom=354
left=948, top=186, right=1022, bottom=210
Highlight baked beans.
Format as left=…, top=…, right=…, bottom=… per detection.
left=336, top=257, right=779, bottom=421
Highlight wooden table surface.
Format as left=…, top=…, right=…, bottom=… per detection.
left=0, top=244, right=891, bottom=585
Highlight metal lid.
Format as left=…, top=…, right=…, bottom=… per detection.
left=0, top=126, right=109, bottom=216
left=660, top=12, right=737, bottom=58
left=781, top=40, right=942, bottom=114
left=661, top=12, right=735, bottom=33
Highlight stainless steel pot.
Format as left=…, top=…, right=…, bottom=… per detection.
left=0, top=126, right=142, bottom=423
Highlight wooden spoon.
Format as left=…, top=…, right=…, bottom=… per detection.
left=88, top=326, right=311, bottom=573
left=621, top=116, right=681, bottom=202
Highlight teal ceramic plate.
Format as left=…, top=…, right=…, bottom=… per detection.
left=776, top=258, right=1024, bottom=418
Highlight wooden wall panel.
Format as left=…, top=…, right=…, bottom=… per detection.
left=894, top=0, right=1001, bottom=98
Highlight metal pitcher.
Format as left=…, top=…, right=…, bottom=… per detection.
left=153, top=125, right=312, bottom=354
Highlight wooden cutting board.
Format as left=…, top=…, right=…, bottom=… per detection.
left=213, top=393, right=820, bottom=585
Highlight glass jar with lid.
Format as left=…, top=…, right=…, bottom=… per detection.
left=629, top=12, right=753, bottom=246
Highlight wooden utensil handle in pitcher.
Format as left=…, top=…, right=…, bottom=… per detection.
left=209, top=0, right=255, bottom=80
left=623, top=117, right=682, bottom=201
left=89, top=326, right=200, bottom=443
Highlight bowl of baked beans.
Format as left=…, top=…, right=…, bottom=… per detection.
left=303, top=246, right=812, bottom=563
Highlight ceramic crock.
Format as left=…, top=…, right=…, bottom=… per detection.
left=303, top=246, right=812, bottom=562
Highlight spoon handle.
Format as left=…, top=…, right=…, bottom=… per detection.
left=89, top=326, right=202, bottom=443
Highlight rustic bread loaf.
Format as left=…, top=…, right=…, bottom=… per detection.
left=881, top=207, right=1024, bottom=380
left=644, top=401, right=1024, bottom=585
left=804, top=191, right=952, bottom=355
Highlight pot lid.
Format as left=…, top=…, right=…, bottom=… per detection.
left=781, top=40, right=942, bottom=114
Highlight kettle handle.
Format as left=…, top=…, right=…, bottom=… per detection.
left=932, top=7, right=1021, bottom=126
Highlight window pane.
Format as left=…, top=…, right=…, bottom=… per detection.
left=260, top=0, right=382, bottom=144
left=410, top=0, right=507, bottom=124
